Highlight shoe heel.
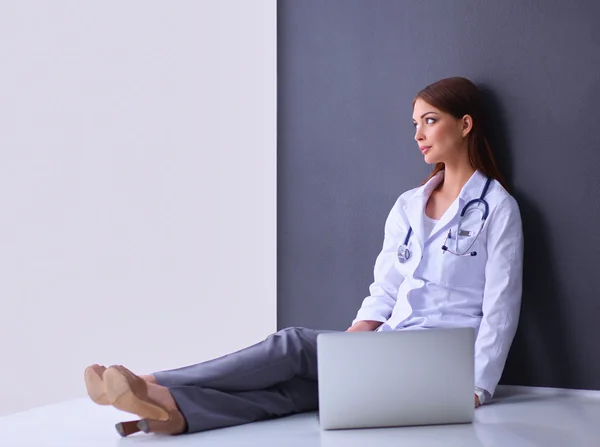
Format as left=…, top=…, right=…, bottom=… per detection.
left=138, top=418, right=185, bottom=435
left=115, top=420, right=141, bottom=437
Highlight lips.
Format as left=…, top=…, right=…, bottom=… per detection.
left=420, top=146, right=431, bottom=154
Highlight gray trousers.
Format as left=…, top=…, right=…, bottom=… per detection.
left=153, top=327, right=336, bottom=434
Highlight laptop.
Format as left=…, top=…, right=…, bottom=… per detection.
left=316, top=327, right=475, bottom=430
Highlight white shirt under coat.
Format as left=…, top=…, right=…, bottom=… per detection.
left=352, top=170, right=524, bottom=403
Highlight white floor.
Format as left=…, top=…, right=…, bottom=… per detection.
left=1, top=386, right=600, bottom=447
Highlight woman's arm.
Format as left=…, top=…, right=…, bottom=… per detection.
left=474, top=196, right=524, bottom=401
left=347, top=320, right=383, bottom=332
left=351, top=198, right=407, bottom=326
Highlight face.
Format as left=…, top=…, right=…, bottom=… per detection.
left=412, top=98, right=472, bottom=165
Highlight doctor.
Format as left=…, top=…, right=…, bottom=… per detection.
left=84, top=76, right=524, bottom=436
left=350, top=77, right=524, bottom=408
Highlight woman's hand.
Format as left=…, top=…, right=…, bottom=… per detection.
left=346, top=320, right=382, bottom=332
left=474, top=394, right=481, bottom=408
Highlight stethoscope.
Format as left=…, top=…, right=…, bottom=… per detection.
left=397, top=177, right=492, bottom=263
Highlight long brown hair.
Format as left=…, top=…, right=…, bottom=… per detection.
left=413, top=77, right=507, bottom=190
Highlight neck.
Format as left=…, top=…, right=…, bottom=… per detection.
left=437, top=161, right=475, bottom=199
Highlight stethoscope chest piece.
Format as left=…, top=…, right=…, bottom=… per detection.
left=397, top=244, right=411, bottom=263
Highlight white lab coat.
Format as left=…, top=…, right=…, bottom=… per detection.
left=353, top=169, right=524, bottom=399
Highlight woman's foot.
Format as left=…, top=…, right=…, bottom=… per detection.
left=84, top=364, right=157, bottom=406
left=103, top=365, right=187, bottom=436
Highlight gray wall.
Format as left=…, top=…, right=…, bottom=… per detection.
left=277, top=0, right=600, bottom=391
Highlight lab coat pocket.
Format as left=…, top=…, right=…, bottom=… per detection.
left=439, top=235, right=486, bottom=289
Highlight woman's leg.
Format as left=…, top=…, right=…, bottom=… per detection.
left=153, top=327, right=335, bottom=391
left=106, top=327, right=335, bottom=435
left=167, top=376, right=319, bottom=434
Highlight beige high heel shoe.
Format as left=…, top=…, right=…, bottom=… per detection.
left=84, top=364, right=142, bottom=437
left=84, top=364, right=110, bottom=405
left=103, top=365, right=186, bottom=436
left=84, top=364, right=158, bottom=405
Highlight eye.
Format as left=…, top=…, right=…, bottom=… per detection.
left=413, top=117, right=437, bottom=129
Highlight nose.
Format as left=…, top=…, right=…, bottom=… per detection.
left=414, top=126, right=425, bottom=142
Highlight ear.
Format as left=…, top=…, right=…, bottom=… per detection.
left=461, top=114, right=473, bottom=138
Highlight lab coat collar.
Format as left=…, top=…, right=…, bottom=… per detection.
left=405, top=169, right=489, bottom=248
left=413, top=169, right=488, bottom=202
left=457, top=169, right=490, bottom=203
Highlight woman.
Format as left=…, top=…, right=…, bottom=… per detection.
left=84, top=76, right=524, bottom=437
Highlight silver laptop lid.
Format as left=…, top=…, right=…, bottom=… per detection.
left=317, top=328, right=475, bottom=430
